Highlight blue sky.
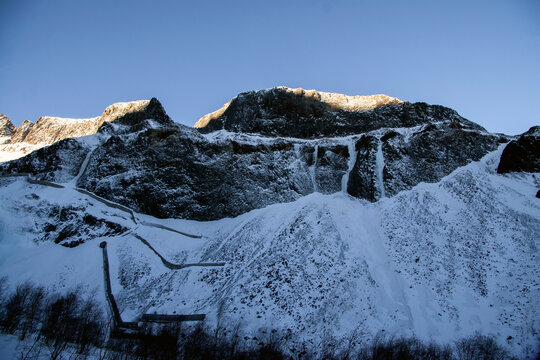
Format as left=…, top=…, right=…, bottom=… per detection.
left=1, top=0, right=538, bottom=135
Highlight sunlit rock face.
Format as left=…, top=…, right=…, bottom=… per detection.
left=0, top=98, right=171, bottom=163
left=194, top=86, right=483, bottom=138
left=0, top=114, right=15, bottom=136
left=98, top=98, right=173, bottom=131
left=12, top=98, right=170, bottom=146
left=9, top=120, right=35, bottom=144
left=0, top=114, right=16, bottom=144
left=18, top=116, right=102, bottom=145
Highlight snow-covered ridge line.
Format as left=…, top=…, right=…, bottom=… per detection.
left=194, top=87, right=404, bottom=129
left=201, top=121, right=448, bottom=146
left=0, top=98, right=168, bottom=162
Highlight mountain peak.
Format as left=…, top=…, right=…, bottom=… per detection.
left=100, top=97, right=171, bottom=126
left=274, top=86, right=404, bottom=111
left=0, top=114, right=16, bottom=145
left=194, top=86, right=474, bottom=138
left=195, top=87, right=404, bottom=130
left=0, top=113, right=16, bottom=136
left=0, top=98, right=171, bottom=161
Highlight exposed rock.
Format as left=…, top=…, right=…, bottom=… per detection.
left=0, top=114, right=16, bottom=137
left=20, top=116, right=102, bottom=145
left=100, top=98, right=171, bottom=127
left=497, top=126, right=540, bottom=173
left=73, top=122, right=501, bottom=220
left=11, top=98, right=171, bottom=146
left=41, top=205, right=127, bottom=247
left=77, top=128, right=311, bottom=219
left=0, top=89, right=509, bottom=220
left=0, top=138, right=89, bottom=182
left=194, top=86, right=484, bottom=138
left=381, top=123, right=506, bottom=197
left=1, top=98, right=172, bottom=162
left=347, top=135, right=380, bottom=201
left=9, top=120, right=34, bottom=143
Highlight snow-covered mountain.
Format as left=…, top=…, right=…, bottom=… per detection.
left=0, top=99, right=163, bottom=162
left=0, top=87, right=538, bottom=357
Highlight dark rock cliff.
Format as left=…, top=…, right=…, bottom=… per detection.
left=0, top=138, right=88, bottom=182
left=497, top=126, right=540, bottom=173
left=1, top=89, right=517, bottom=220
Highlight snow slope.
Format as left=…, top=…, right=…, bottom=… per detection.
left=0, top=146, right=538, bottom=357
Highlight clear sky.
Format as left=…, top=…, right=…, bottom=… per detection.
left=1, top=0, right=539, bottom=135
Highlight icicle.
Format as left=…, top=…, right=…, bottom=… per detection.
left=309, top=144, right=319, bottom=192
left=375, top=138, right=386, bottom=199
left=72, top=148, right=95, bottom=186
left=341, top=139, right=358, bottom=194
left=293, top=143, right=301, bottom=162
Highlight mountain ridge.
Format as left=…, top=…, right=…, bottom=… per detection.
left=0, top=88, right=538, bottom=357
left=1, top=120, right=506, bottom=220
left=0, top=88, right=524, bottom=220
left=0, top=98, right=170, bottom=162
left=193, top=86, right=485, bottom=138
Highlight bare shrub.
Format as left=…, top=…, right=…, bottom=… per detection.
left=359, top=334, right=454, bottom=360
left=134, top=323, right=180, bottom=360
left=455, top=333, right=514, bottom=360
left=179, top=322, right=213, bottom=359
left=40, top=290, right=80, bottom=344
left=0, top=276, right=7, bottom=303
left=75, top=295, right=106, bottom=354
left=19, top=284, right=45, bottom=340
left=0, top=282, right=44, bottom=337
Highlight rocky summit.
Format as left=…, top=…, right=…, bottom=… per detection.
left=0, top=114, right=16, bottom=144
left=194, top=86, right=482, bottom=138
left=0, top=98, right=169, bottom=162
left=0, top=87, right=538, bottom=357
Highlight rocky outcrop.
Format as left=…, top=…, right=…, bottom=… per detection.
left=0, top=138, right=89, bottom=183
left=0, top=98, right=171, bottom=163
left=1, top=90, right=510, bottom=220
left=19, top=116, right=102, bottom=145
left=8, top=120, right=34, bottom=143
left=194, top=87, right=484, bottom=138
left=10, top=98, right=171, bottom=146
left=0, top=114, right=15, bottom=136
left=0, top=114, right=16, bottom=144
left=100, top=98, right=172, bottom=128
left=41, top=205, right=126, bottom=247
left=380, top=123, right=506, bottom=198
left=497, top=126, right=540, bottom=173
